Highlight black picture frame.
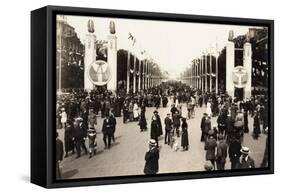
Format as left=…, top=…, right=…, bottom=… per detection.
left=31, top=5, right=274, bottom=188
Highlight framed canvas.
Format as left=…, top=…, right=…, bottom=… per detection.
left=31, top=5, right=274, bottom=188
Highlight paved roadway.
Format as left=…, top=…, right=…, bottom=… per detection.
left=58, top=98, right=267, bottom=179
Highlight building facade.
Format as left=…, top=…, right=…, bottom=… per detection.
left=56, top=16, right=85, bottom=91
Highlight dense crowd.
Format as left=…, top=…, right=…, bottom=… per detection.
left=56, top=83, right=269, bottom=178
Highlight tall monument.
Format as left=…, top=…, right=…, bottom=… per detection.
left=226, top=30, right=235, bottom=97
left=107, top=21, right=117, bottom=92
left=84, top=19, right=96, bottom=90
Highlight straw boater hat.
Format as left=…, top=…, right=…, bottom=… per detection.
left=75, top=117, right=83, bottom=122
left=240, top=147, right=250, bottom=154
left=149, top=139, right=157, bottom=147
left=88, top=129, right=97, bottom=136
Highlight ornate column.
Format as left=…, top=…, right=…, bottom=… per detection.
left=133, top=54, right=136, bottom=93
left=142, top=60, right=144, bottom=90
left=226, top=30, right=235, bottom=97
left=138, top=59, right=141, bottom=91
left=205, top=54, right=208, bottom=93
left=209, top=54, right=212, bottom=93
left=147, top=63, right=150, bottom=88
left=84, top=19, right=96, bottom=91
left=145, top=60, right=149, bottom=89
left=126, top=50, right=131, bottom=93
left=196, top=60, right=199, bottom=89
left=200, top=56, right=204, bottom=92
left=215, top=54, right=218, bottom=94
left=243, top=35, right=252, bottom=99
left=107, top=21, right=117, bottom=92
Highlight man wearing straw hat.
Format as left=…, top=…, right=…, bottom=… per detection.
left=236, top=147, right=255, bottom=169
left=144, top=139, right=159, bottom=175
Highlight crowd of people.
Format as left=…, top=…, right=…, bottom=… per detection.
left=55, top=83, right=269, bottom=178
left=144, top=88, right=269, bottom=174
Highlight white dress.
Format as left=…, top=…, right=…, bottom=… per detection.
left=206, top=102, right=212, bottom=117
left=133, top=103, right=139, bottom=118
left=60, top=111, right=67, bottom=124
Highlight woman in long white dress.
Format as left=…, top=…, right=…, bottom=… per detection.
left=206, top=100, right=212, bottom=117
left=60, top=108, right=67, bottom=129
left=133, top=102, right=139, bottom=121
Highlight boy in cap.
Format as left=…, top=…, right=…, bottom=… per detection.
left=87, top=129, right=97, bottom=158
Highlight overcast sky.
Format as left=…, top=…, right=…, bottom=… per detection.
left=61, top=15, right=261, bottom=79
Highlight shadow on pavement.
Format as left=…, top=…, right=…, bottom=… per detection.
left=94, top=149, right=104, bottom=155
left=114, top=135, right=122, bottom=140
left=62, top=169, right=79, bottom=179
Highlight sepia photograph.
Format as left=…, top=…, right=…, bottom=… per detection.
left=55, top=14, right=270, bottom=180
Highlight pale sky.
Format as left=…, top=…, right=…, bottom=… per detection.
left=60, top=15, right=261, bottom=79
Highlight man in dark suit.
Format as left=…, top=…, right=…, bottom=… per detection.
left=144, top=139, right=159, bottom=175
left=228, top=136, right=241, bottom=169
left=205, top=135, right=217, bottom=168
left=102, top=114, right=114, bottom=149
left=236, top=147, right=255, bottom=169
left=164, top=113, right=173, bottom=145
left=226, top=113, right=235, bottom=142
left=170, top=104, right=178, bottom=117
left=56, top=132, right=63, bottom=179
left=73, top=117, right=88, bottom=158
left=200, top=113, right=207, bottom=142
left=204, top=116, right=211, bottom=142
left=109, top=111, right=117, bottom=143
left=216, top=134, right=228, bottom=170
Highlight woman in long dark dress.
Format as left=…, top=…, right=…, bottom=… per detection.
left=150, top=116, right=160, bottom=146
left=181, top=118, right=189, bottom=151
left=64, top=120, right=75, bottom=158
left=243, top=109, right=249, bottom=133
left=139, top=110, right=147, bottom=132
left=253, top=111, right=261, bottom=139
